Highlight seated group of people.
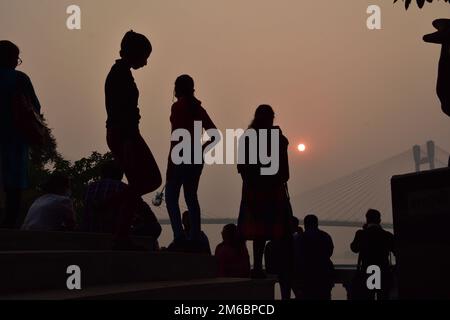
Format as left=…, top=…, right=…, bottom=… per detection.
left=21, top=161, right=162, bottom=250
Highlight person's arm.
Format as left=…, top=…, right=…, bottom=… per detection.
left=326, top=234, right=334, bottom=259
left=17, top=72, right=41, bottom=113
left=170, top=102, right=187, bottom=130
left=437, top=45, right=450, bottom=116
left=279, top=132, right=290, bottom=182
left=388, top=231, right=396, bottom=257
left=350, top=230, right=362, bottom=253
left=200, top=107, right=220, bottom=152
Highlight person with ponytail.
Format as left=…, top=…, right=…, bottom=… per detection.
left=165, top=74, right=217, bottom=249
left=237, top=105, right=292, bottom=279
left=105, top=31, right=162, bottom=250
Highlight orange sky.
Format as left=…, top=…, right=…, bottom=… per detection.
left=1, top=0, right=449, bottom=219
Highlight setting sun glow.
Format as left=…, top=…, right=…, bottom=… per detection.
left=297, top=144, right=306, bottom=152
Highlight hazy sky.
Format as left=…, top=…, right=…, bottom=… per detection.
left=1, top=0, right=449, bottom=220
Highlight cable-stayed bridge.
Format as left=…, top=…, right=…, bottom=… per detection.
left=291, top=144, right=449, bottom=227
left=154, top=143, right=449, bottom=228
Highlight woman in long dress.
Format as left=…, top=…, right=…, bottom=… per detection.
left=237, top=105, right=292, bottom=278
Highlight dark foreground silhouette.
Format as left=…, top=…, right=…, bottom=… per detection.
left=237, top=105, right=292, bottom=279
left=0, top=41, right=43, bottom=229
left=165, top=75, right=217, bottom=246
left=293, top=215, right=335, bottom=300
left=104, top=31, right=162, bottom=250
left=350, top=209, right=395, bottom=300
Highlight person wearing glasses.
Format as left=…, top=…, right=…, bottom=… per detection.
left=0, top=40, right=42, bottom=228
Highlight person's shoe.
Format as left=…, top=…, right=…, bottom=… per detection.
left=424, top=19, right=450, bottom=44
left=112, top=238, right=147, bottom=251
left=250, top=269, right=267, bottom=280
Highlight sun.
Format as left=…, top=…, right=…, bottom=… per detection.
left=297, top=143, right=306, bottom=152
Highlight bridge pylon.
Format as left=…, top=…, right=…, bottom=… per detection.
left=413, top=140, right=435, bottom=172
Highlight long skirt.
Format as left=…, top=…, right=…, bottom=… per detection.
left=238, top=181, right=292, bottom=241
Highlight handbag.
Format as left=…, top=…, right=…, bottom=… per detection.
left=11, top=91, right=47, bottom=147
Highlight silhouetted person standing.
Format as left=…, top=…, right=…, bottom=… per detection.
left=424, top=19, right=450, bottom=164
left=423, top=19, right=450, bottom=116
left=165, top=75, right=217, bottom=245
left=105, top=31, right=162, bottom=250
left=237, top=105, right=292, bottom=279
left=0, top=40, right=41, bottom=228
left=350, top=209, right=395, bottom=300
left=265, top=216, right=301, bottom=300
left=294, top=215, right=334, bottom=300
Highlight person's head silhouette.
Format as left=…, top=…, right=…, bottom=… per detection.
left=304, top=214, right=319, bottom=232
left=100, top=160, right=124, bottom=181
left=366, top=209, right=381, bottom=225
left=42, top=172, right=71, bottom=197
left=0, top=40, right=20, bottom=69
left=174, top=74, right=195, bottom=99
left=222, top=223, right=238, bottom=245
left=250, top=105, right=275, bottom=129
left=120, top=30, right=152, bottom=70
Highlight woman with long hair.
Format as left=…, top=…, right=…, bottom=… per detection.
left=165, top=74, right=217, bottom=248
left=237, top=105, right=292, bottom=278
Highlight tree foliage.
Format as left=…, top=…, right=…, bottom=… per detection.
left=28, top=122, right=113, bottom=218
left=394, top=0, right=450, bottom=10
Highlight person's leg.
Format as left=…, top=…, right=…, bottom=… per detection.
left=253, top=240, right=266, bottom=271
left=183, top=166, right=202, bottom=240
left=279, top=276, right=292, bottom=300
left=3, top=188, right=22, bottom=228
left=107, top=130, right=156, bottom=247
left=165, top=174, right=184, bottom=241
left=114, top=188, right=140, bottom=242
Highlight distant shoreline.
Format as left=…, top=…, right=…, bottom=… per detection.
left=158, top=219, right=393, bottom=229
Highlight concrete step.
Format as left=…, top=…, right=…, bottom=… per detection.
left=0, top=229, right=155, bottom=251
left=0, top=278, right=276, bottom=300
left=0, top=251, right=217, bottom=294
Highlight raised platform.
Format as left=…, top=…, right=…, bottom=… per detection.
left=0, top=250, right=217, bottom=295
left=1, top=278, right=275, bottom=300
left=0, top=229, right=154, bottom=251
left=392, top=167, right=450, bottom=299
left=0, top=230, right=276, bottom=300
